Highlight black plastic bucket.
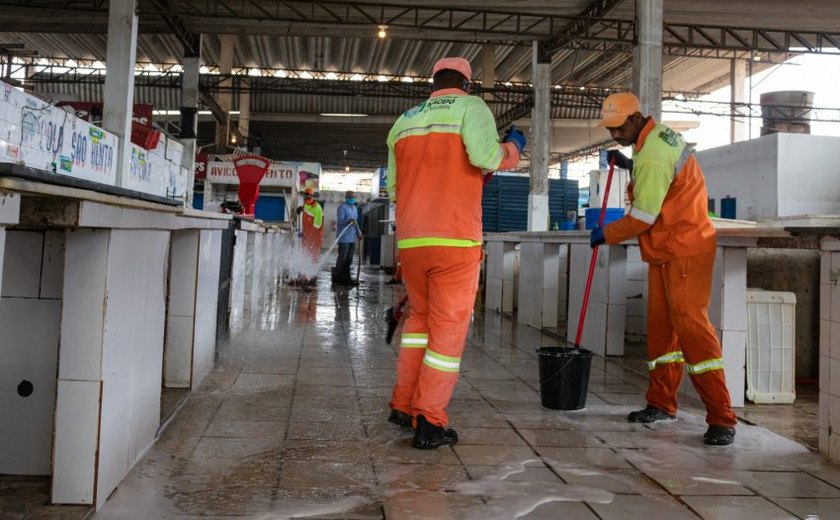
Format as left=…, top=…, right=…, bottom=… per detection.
left=537, top=347, right=594, bottom=410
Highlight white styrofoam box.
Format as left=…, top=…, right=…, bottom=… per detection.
left=149, top=133, right=167, bottom=159
left=59, top=229, right=109, bottom=382
left=52, top=379, right=100, bottom=505
left=588, top=167, right=630, bottom=208
left=124, top=144, right=169, bottom=198
left=2, top=231, right=42, bottom=298
left=40, top=230, right=65, bottom=299
left=0, top=298, right=61, bottom=475
left=165, top=137, right=184, bottom=165
left=746, top=290, right=796, bottom=404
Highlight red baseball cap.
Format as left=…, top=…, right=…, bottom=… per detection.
left=598, top=92, right=641, bottom=128
left=432, top=57, right=472, bottom=81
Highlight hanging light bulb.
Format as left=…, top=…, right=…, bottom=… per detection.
left=345, top=165, right=350, bottom=172
left=230, top=134, right=237, bottom=144
left=377, top=25, right=388, bottom=39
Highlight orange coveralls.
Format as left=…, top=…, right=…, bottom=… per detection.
left=386, top=88, right=520, bottom=427
left=301, top=200, right=323, bottom=262
left=604, top=118, right=736, bottom=428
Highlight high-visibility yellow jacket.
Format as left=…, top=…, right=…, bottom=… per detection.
left=302, top=200, right=324, bottom=253
left=604, top=118, right=716, bottom=264
left=386, top=88, right=520, bottom=249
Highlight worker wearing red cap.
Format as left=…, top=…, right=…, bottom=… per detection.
left=386, top=56, right=526, bottom=449
left=591, top=92, right=737, bottom=446
left=298, top=187, right=324, bottom=266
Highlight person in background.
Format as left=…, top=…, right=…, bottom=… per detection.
left=334, top=190, right=362, bottom=286
left=296, top=187, right=323, bottom=285
left=590, top=92, right=737, bottom=446
left=386, top=56, right=525, bottom=449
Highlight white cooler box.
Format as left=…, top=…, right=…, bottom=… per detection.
left=746, top=289, right=796, bottom=404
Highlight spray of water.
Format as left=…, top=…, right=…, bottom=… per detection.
left=277, top=223, right=356, bottom=281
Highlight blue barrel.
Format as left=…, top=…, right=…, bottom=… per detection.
left=584, top=207, right=625, bottom=230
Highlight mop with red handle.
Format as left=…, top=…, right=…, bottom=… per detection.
left=573, top=157, right=616, bottom=350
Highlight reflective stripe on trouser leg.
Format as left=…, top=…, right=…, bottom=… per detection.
left=645, top=262, right=683, bottom=416
left=405, top=246, right=481, bottom=427
left=390, top=332, right=428, bottom=416
left=664, top=250, right=736, bottom=427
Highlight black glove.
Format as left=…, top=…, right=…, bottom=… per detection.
left=607, top=150, right=633, bottom=171
left=296, top=206, right=303, bottom=215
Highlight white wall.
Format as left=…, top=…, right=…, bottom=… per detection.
left=699, top=133, right=840, bottom=221
left=777, top=134, right=840, bottom=216
left=0, top=231, right=64, bottom=475
left=697, top=134, right=780, bottom=221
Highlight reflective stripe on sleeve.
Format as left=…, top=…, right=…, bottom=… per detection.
left=629, top=206, right=658, bottom=225
left=686, top=357, right=725, bottom=375
left=647, top=351, right=685, bottom=371
left=423, top=349, right=461, bottom=373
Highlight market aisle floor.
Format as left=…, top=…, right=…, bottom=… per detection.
left=92, top=268, right=840, bottom=520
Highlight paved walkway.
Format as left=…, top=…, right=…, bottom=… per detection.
left=93, top=269, right=840, bottom=520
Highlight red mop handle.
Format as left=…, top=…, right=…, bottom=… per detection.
left=574, top=158, right=616, bottom=347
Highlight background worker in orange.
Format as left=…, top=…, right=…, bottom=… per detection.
left=591, top=92, right=737, bottom=446
left=385, top=57, right=525, bottom=449
left=296, top=187, right=324, bottom=281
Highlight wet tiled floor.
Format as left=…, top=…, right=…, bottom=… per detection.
left=9, top=265, right=834, bottom=520
left=86, top=267, right=840, bottom=520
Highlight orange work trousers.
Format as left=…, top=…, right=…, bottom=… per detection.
left=389, top=245, right=481, bottom=427
left=645, top=249, right=737, bottom=427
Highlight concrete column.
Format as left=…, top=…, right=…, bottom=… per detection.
left=529, top=42, right=550, bottom=232
left=632, top=0, right=663, bottom=121
left=237, top=82, right=251, bottom=148
left=481, top=44, right=496, bottom=99
left=730, top=59, right=747, bottom=143
left=101, top=0, right=139, bottom=188
left=214, top=35, right=235, bottom=146
left=180, top=39, right=201, bottom=205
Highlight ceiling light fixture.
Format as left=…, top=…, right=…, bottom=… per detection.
left=753, top=55, right=762, bottom=62
left=345, top=165, right=350, bottom=172
left=378, top=25, right=388, bottom=39
left=320, top=113, right=369, bottom=117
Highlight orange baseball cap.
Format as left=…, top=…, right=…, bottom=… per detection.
left=432, top=57, right=472, bottom=81
left=598, top=92, right=641, bottom=128
left=303, top=187, right=315, bottom=195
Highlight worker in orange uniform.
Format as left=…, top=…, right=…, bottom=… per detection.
left=296, top=187, right=324, bottom=284
left=591, top=92, right=737, bottom=446
left=386, top=57, right=525, bottom=449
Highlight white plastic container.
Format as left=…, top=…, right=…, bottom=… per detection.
left=745, top=289, right=796, bottom=404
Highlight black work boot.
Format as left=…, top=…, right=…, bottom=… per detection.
left=704, top=425, right=736, bottom=446
left=388, top=409, right=413, bottom=428
left=627, top=405, right=676, bottom=423
left=412, top=415, right=458, bottom=450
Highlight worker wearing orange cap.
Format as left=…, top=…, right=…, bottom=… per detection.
left=297, top=187, right=324, bottom=271
left=386, top=56, right=525, bottom=449
left=591, top=92, right=737, bottom=446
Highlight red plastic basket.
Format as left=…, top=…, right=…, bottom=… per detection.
left=130, top=122, right=161, bottom=150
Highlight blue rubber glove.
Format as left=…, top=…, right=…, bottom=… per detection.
left=590, top=226, right=606, bottom=248
left=503, top=124, right=527, bottom=153
left=607, top=150, right=633, bottom=171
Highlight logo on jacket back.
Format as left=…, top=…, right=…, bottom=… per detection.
left=404, top=102, right=427, bottom=118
